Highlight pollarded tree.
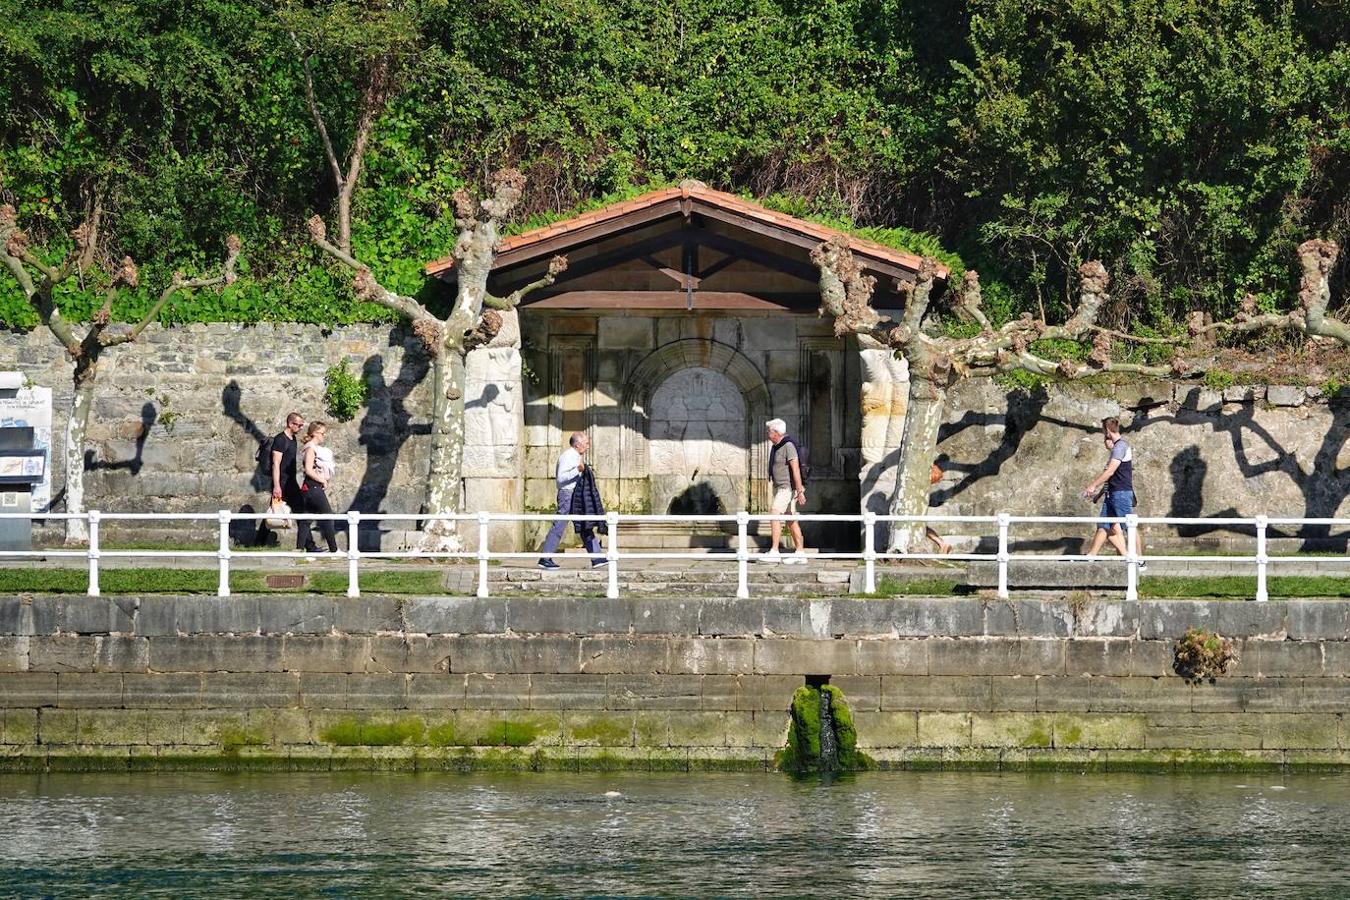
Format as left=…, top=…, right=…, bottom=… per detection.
left=307, top=169, right=566, bottom=551
left=0, top=202, right=239, bottom=544
left=812, top=236, right=1350, bottom=552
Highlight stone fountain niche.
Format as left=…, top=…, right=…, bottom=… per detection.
left=648, top=366, right=748, bottom=516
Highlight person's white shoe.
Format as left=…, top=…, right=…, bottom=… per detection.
left=760, top=549, right=782, bottom=563
left=783, top=550, right=808, bottom=565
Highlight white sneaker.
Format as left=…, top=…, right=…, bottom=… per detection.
left=760, top=550, right=782, bottom=563
left=783, top=551, right=808, bottom=565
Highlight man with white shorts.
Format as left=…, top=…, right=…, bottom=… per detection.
left=763, top=418, right=808, bottom=564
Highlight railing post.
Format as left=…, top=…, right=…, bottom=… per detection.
left=1255, top=514, right=1268, bottom=603
left=477, top=511, right=491, bottom=599
left=606, top=511, right=619, bottom=600
left=87, top=510, right=100, bottom=598
left=736, top=510, right=749, bottom=600
left=996, top=512, right=1010, bottom=600
left=217, top=510, right=231, bottom=598
left=863, top=511, right=877, bottom=594
left=346, top=510, right=361, bottom=599
left=1125, top=513, right=1139, bottom=602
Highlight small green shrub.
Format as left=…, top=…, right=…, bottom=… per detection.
left=1202, top=370, right=1236, bottom=391
left=1173, top=628, right=1238, bottom=683
left=323, top=360, right=369, bottom=423
left=994, top=368, right=1050, bottom=393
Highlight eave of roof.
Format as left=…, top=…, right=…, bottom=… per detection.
left=423, top=183, right=950, bottom=281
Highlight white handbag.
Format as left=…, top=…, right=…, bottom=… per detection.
left=265, top=498, right=293, bottom=529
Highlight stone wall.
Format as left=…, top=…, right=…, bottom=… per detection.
left=3, top=320, right=1349, bottom=552
left=2, top=594, right=1347, bottom=771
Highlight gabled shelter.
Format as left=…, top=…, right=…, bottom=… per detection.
left=427, top=182, right=945, bottom=550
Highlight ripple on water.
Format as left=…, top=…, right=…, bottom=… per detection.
left=1, top=771, right=1348, bottom=897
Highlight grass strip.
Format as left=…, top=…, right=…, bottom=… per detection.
left=0, top=568, right=447, bottom=595
left=869, top=577, right=966, bottom=597
left=1140, top=575, right=1350, bottom=599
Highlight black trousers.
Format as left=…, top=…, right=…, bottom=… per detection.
left=303, top=479, right=338, bottom=552
left=282, top=482, right=313, bottom=550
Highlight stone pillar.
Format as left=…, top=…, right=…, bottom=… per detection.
left=858, top=340, right=908, bottom=547
left=463, top=310, right=525, bottom=550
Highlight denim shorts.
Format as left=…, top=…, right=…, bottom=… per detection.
left=1097, top=490, right=1134, bottom=531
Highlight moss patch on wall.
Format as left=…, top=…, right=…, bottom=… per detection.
left=778, top=684, right=875, bottom=774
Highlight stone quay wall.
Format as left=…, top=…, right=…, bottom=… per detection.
left=1, top=594, right=1348, bottom=772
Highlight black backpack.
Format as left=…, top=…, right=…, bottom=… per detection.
left=255, top=437, right=270, bottom=466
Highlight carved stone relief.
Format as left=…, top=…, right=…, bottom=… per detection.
left=648, top=366, right=748, bottom=513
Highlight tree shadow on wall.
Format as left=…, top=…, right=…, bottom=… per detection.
left=350, top=331, right=431, bottom=551
left=84, top=402, right=156, bottom=476
left=1158, top=401, right=1350, bottom=551
left=930, top=386, right=1059, bottom=506
left=221, top=380, right=282, bottom=545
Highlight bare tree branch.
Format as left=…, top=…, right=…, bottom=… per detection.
left=292, top=32, right=344, bottom=192
left=101, top=236, right=241, bottom=347
left=306, top=214, right=429, bottom=324
left=488, top=255, right=569, bottom=309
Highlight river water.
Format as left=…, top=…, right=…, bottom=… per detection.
left=1, top=771, right=1347, bottom=897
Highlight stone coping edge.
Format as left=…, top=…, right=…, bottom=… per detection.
left=4, top=594, right=1349, bottom=641
left=2, top=747, right=1348, bottom=774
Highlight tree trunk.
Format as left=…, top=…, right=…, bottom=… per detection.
left=336, top=188, right=352, bottom=256
left=420, top=346, right=465, bottom=551
left=885, top=375, right=947, bottom=552
left=63, top=365, right=97, bottom=545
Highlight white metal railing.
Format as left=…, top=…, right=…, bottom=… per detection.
left=0, top=510, right=1344, bottom=602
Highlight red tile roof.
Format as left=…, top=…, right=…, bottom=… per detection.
left=423, top=183, right=948, bottom=281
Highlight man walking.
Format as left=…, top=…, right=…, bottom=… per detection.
left=270, top=411, right=316, bottom=552
left=763, top=418, right=808, bottom=564
left=1082, top=416, right=1144, bottom=564
left=538, top=431, right=604, bottom=569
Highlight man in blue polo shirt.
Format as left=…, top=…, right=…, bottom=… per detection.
left=1081, top=416, right=1144, bottom=563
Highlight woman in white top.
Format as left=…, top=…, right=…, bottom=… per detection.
left=301, top=421, right=339, bottom=553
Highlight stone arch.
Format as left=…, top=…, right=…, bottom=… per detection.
left=620, top=339, right=772, bottom=511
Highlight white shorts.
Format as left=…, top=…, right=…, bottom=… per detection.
left=770, top=488, right=798, bottom=515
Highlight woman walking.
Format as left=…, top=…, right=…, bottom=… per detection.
left=301, top=421, right=340, bottom=553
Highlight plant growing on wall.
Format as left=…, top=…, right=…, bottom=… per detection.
left=307, top=171, right=566, bottom=550
left=323, top=360, right=368, bottom=422
left=1173, top=628, right=1238, bottom=683
left=0, top=202, right=238, bottom=544
left=814, top=237, right=1350, bottom=551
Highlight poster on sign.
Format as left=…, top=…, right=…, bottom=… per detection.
left=0, top=387, right=53, bottom=512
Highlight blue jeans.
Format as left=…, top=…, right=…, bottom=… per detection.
left=1097, top=490, right=1135, bottom=531
left=539, top=483, right=602, bottom=559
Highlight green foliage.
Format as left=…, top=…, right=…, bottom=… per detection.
left=1203, top=370, right=1237, bottom=391
left=994, top=369, right=1051, bottom=394
left=322, top=360, right=369, bottom=423
left=1, top=0, right=1346, bottom=331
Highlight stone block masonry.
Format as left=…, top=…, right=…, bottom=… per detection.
left=0, top=594, right=1348, bottom=773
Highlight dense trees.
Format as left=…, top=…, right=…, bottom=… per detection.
left=1, top=1, right=1345, bottom=331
